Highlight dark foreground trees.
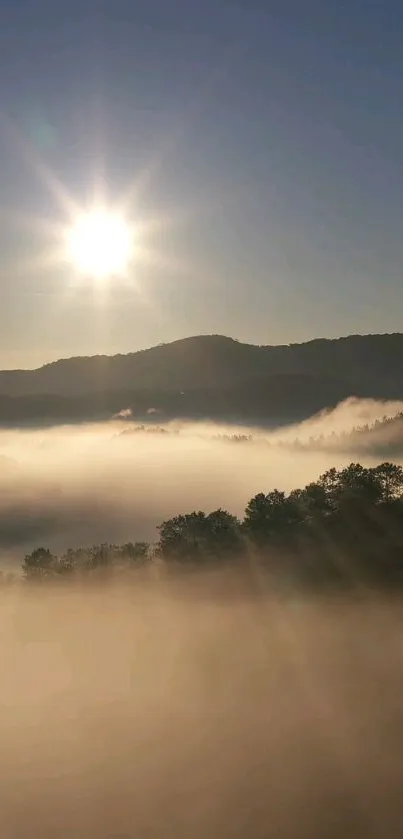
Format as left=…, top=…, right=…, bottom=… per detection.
left=18, top=461, right=403, bottom=589
left=242, top=462, right=403, bottom=588
left=157, top=509, right=243, bottom=564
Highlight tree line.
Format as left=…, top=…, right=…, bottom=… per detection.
left=115, top=412, right=403, bottom=457
left=18, top=461, right=403, bottom=590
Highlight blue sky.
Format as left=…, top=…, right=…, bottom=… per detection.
left=1, top=0, right=403, bottom=366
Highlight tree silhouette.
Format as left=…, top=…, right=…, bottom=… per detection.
left=16, top=461, right=403, bottom=590
left=22, top=547, right=58, bottom=581
left=157, top=509, right=243, bottom=564
left=243, top=490, right=299, bottom=546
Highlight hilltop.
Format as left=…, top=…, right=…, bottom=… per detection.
left=0, top=332, right=402, bottom=425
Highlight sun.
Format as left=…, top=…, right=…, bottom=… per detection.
left=66, top=209, right=133, bottom=279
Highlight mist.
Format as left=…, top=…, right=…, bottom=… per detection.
left=2, top=398, right=403, bottom=837
left=271, top=396, right=403, bottom=441
left=1, top=397, right=402, bottom=560
left=1, top=581, right=403, bottom=838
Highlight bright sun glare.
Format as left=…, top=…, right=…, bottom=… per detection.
left=67, top=210, right=133, bottom=279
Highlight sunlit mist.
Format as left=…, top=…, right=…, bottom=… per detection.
left=0, top=397, right=402, bottom=560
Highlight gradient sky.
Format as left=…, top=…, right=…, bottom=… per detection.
left=1, top=0, right=403, bottom=368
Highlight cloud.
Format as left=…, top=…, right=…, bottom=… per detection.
left=113, top=408, right=133, bottom=420
left=279, top=397, right=403, bottom=441
left=0, top=397, right=402, bottom=562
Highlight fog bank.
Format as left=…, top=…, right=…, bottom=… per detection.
left=1, top=397, right=402, bottom=559
left=1, top=583, right=403, bottom=838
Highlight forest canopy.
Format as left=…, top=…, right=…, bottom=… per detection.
left=15, top=461, right=403, bottom=591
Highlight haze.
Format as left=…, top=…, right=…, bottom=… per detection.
left=1, top=397, right=403, bottom=559
left=1, top=580, right=403, bottom=838
left=1, top=393, right=403, bottom=839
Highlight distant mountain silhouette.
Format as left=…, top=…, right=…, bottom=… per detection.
left=0, top=333, right=403, bottom=425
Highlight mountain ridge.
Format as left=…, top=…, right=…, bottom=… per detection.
left=5, top=331, right=403, bottom=374
left=0, top=332, right=403, bottom=425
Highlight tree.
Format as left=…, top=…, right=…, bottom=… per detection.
left=22, top=547, right=59, bottom=581
left=243, top=490, right=298, bottom=546
left=157, top=512, right=206, bottom=562
left=157, top=509, right=243, bottom=563
left=289, top=482, right=330, bottom=519
left=60, top=546, right=96, bottom=574
left=371, top=462, right=403, bottom=502
left=118, top=542, right=150, bottom=564
left=59, top=542, right=150, bottom=575
left=203, top=509, right=244, bottom=559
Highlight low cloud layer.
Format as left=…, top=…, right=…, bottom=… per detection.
left=1, top=585, right=403, bottom=838
left=1, top=397, right=403, bottom=562
left=270, top=397, right=403, bottom=441
left=2, top=399, right=403, bottom=837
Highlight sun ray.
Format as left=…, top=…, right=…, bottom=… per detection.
left=0, top=113, right=80, bottom=220
left=0, top=108, right=206, bottom=300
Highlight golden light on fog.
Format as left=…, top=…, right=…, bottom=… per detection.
left=66, top=209, right=133, bottom=279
